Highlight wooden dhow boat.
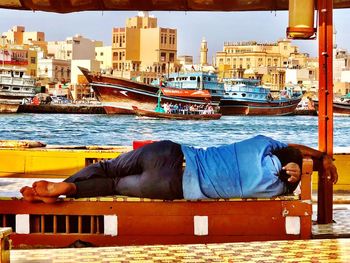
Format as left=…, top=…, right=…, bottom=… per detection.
left=79, top=67, right=222, bottom=115
left=132, top=106, right=222, bottom=120
left=219, top=78, right=302, bottom=116
left=314, top=96, right=350, bottom=116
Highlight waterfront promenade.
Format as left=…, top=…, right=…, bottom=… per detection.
left=9, top=238, right=350, bottom=262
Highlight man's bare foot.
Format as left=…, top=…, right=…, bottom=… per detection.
left=20, top=186, right=58, bottom=204
left=32, top=180, right=76, bottom=197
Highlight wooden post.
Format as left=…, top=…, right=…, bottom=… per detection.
left=317, top=0, right=334, bottom=224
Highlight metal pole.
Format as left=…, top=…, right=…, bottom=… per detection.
left=317, top=0, right=334, bottom=224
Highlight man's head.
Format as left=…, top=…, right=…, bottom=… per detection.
left=273, top=146, right=303, bottom=182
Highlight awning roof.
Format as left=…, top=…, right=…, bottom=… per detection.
left=0, top=0, right=349, bottom=13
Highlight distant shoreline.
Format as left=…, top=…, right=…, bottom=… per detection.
left=17, top=103, right=106, bottom=114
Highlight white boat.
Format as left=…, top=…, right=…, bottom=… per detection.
left=0, top=66, right=36, bottom=112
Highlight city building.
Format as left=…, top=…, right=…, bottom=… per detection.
left=215, top=39, right=309, bottom=90
left=1, top=26, right=45, bottom=77
left=332, top=28, right=350, bottom=95
left=95, top=45, right=112, bottom=73
left=37, top=58, right=71, bottom=83
left=46, top=35, right=101, bottom=99
left=111, top=11, right=180, bottom=83
left=177, top=55, right=193, bottom=66
left=334, top=48, right=350, bottom=95
left=0, top=43, right=39, bottom=77
left=47, top=35, right=96, bottom=61
left=3, top=26, right=45, bottom=45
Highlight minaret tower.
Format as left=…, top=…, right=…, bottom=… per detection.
left=200, top=37, right=208, bottom=66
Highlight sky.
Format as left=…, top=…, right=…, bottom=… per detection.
left=1, top=8, right=350, bottom=63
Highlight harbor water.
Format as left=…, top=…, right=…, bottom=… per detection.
left=0, top=113, right=349, bottom=149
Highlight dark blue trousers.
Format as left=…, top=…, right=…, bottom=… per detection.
left=64, top=140, right=184, bottom=200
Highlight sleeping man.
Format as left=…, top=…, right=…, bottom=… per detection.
left=20, top=135, right=338, bottom=203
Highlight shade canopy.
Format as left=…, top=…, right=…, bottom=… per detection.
left=0, top=0, right=349, bottom=13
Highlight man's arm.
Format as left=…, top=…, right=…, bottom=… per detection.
left=288, top=144, right=338, bottom=184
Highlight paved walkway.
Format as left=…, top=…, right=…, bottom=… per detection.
left=10, top=238, right=350, bottom=262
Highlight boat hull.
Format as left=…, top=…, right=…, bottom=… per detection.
left=314, top=100, right=350, bottom=115
left=79, top=67, right=219, bottom=115
left=0, top=102, right=19, bottom=113
left=132, top=106, right=221, bottom=120
left=219, top=98, right=302, bottom=116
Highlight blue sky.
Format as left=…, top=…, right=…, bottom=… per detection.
left=1, top=9, right=349, bottom=63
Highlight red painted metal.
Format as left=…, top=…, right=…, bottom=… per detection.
left=132, top=140, right=156, bottom=150
left=317, top=0, right=334, bottom=224
left=2, top=199, right=311, bottom=248
left=1, top=0, right=350, bottom=13
left=161, top=88, right=211, bottom=98
left=0, top=159, right=313, bottom=247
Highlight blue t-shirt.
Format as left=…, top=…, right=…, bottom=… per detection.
left=181, top=135, right=288, bottom=199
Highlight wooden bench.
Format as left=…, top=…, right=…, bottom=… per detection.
left=0, top=158, right=313, bottom=248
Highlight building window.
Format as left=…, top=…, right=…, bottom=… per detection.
left=100, top=52, right=104, bottom=56
left=169, top=53, right=175, bottom=62
left=161, top=35, right=163, bottom=44
left=30, top=57, right=36, bottom=64
left=161, top=52, right=166, bottom=62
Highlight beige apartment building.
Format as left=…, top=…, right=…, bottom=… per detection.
left=3, top=26, right=45, bottom=45
left=215, top=39, right=309, bottom=90
left=95, top=45, right=112, bottom=72
left=334, top=48, right=350, bottom=95
left=47, top=35, right=97, bottom=61
left=112, top=12, right=179, bottom=83
left=1, top=26, right=45, bottom=77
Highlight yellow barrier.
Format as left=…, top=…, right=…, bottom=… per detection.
left=0, top=146, right=130, bottom=178
left=1, top=146, right=349, bottom=192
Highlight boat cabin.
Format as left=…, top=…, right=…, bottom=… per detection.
left=223, top=78, right=270, bottom=101
left=153, top=72, right=224, bottom=99
left=0, top=67, right=36, bottom=101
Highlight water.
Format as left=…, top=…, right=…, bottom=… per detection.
left=0, top=113, right=349, bottom=148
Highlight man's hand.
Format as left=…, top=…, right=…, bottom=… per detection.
left=321, top=154, right=338, bottom=184
left=282, top=162, right=301, bottom=183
